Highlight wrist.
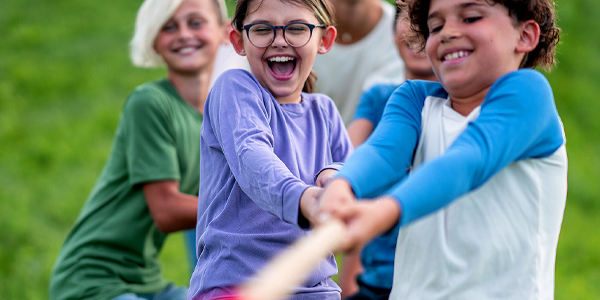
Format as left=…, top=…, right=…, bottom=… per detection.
left=329, top=178, right=354, bottom=196
left=376, top=196, right=402, bottom=232
left=299, top=186, right=321, bottom=228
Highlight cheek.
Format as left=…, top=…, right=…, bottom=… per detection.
left=246, top=48, right=265, bottom=66
left=300, top=47, right=319, bottom=68
left=424, top=40, right=436, bottom=62
left=199, top=27, right=223, bottom=44
left=153, top=35, right=168, bottom=53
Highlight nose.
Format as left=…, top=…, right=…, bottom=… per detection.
left=177, top=24, right=194, bottom=39
left=439, top=20, right=461, bottom=43
left=271, top=27, right=288, bottom=47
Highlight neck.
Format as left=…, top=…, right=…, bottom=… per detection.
left=275, top=90, right=303, bottom=105
left=330, top=0, right=382, bottom=45
left=167, top=66, right=214, bottom=114
left=405, top=70, right=438, bottom=82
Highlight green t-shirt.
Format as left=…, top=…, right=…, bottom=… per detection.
left=49, top=79, right=202, bottom=300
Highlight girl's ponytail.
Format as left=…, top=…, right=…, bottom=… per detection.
left=303, top=69, right=318, bottom=93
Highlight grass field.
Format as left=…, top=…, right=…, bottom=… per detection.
left=1, top=0, right=599, bottom=299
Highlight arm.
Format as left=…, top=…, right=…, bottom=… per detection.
left=315, top=168, right=338, bottom=188
left=321, top=70, right=563, bottom=239
left=347, top=118, right=374, bottom=147
left=123, top=84, right=201, bottom=233
left=143, top=180, right=198, bottom=233
left=319, top=71, right=564, bottom=253
left=306, top=95, right=355, bottom=223
left=340, top=84, right=398, bottom=295
left=207, top=71, right=309, bottom=225
left=314, top=109, right=353, bottom=188
left=389, top=70, right=564, bottom=226
left=319, top=80, right=437, bottom=217
left=339, top=250, right=363, bottom=299
left=347, top=84, right=397, bottom=148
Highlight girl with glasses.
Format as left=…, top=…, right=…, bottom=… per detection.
left=187, top=0, right=353, bottom=299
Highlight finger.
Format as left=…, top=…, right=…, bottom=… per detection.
left=335, top=203, right=374, bottom=253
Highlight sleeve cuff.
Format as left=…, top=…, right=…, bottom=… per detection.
left=282, top=183, right=310, bottom=227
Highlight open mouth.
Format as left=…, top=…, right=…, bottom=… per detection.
left=267, top=56, right=297, bottom=78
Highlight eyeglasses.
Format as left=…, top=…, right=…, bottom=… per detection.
left=242, top=22, right=326, bottom=48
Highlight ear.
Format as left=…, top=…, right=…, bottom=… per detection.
left=229, top=28, right=246, bottom=56
left=221, top=22, right=234, bottom=45
left=516, top=20, right=540, bottom=54
left=317, top=26, right=337, bottom=54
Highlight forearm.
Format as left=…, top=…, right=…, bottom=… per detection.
left=339, top=251, right=363, bottom=298
left=389, top=70, right=564, bottom=226
left=337, top=83, right=426, bottom=199
left=143, top=181, right=198, bottom=233
left=154, top=193, right=198, bottom=233
left=346, top=118, right=374, bottom=148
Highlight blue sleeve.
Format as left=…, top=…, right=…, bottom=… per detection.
left=352, top=84, right=399, bottom=126
left=205, top=70, right=308, bottom=225
left=337, top=80, right=446, bottom=198
left=338, top=70, right=564, bottom=226
left=391, top=70, right=565, bottom=226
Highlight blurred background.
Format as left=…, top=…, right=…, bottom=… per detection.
left=1, top=0, right=599, bottom=299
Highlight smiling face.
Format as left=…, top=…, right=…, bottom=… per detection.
left=424, top=0, right=526, bottom=102
left=154, top=0, right=226, bottom=75
left=231, top=0, right=335, bottom=104
left=395, top=9, right=435, bottom=81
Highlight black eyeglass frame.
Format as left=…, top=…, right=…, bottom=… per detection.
left=242, top=22, right=327, bottom=48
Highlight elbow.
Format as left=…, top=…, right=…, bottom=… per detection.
left=151, top=212, right=176, bottom=233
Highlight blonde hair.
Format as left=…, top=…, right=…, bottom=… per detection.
left=130, top=0, right=229, bottom=68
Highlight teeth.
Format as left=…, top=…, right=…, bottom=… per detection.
left=444, top=50, right=468, bottom=61
left=268, top=56, right=295, bottom=62
left=178, top=46, right=196, bottom=54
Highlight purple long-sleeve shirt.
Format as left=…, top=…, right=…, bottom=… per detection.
left=188, top=69, right=353, bottom=300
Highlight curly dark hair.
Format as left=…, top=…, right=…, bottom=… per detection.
left=402, top=0, right=560, bottom=70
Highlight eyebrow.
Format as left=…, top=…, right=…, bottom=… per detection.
left=428, top=2, right=485, bottom=20
left=246, top=18, right=310, bottom=24
left=166, top=12, right=205, bottom=23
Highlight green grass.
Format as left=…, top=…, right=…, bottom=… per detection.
left=1, top=0, right=600, bottom=299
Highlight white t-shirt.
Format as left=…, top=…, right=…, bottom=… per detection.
left=390, top=96, right=568, bottom=300
left=312, top=0, right=405, bottom=124
left=210, top=44, right=250, bottom=86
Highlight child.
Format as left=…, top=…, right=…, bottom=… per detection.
left=346, top=1, right=437, bottom=148
left=312, top=0, right=405, bottom=125
left=317, top=0, right=566, bottom=299
left=48, top=0, right=230, bottom=299
left=186, top=0, right=353, bottom=299
left=339, top=1, right=438, bottom=298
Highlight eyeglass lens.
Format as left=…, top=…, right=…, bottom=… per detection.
left=247, top=23, right=313, bottom=47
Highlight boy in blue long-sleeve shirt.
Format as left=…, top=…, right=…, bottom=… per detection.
left=318, top=0, right=566, bottom=299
